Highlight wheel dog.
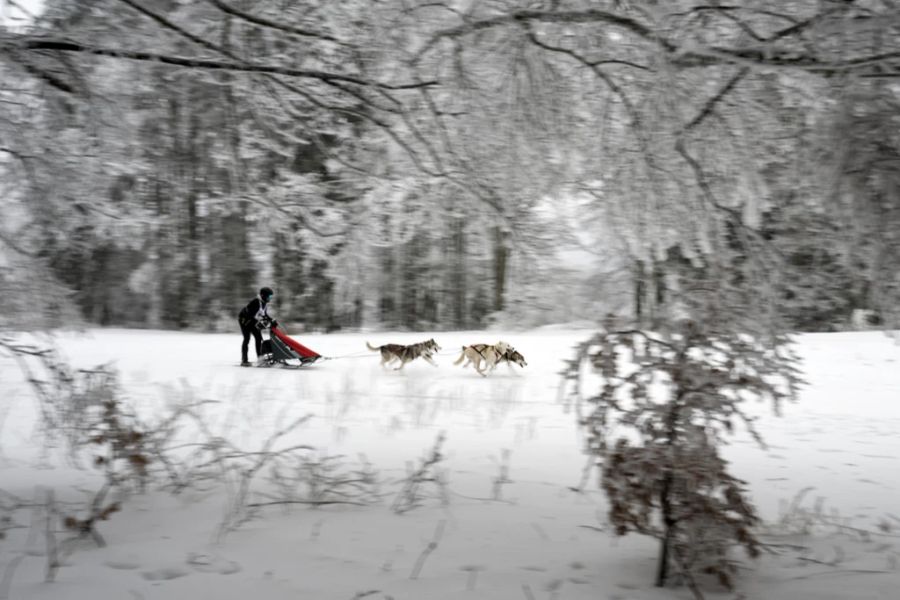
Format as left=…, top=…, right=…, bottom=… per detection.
left=452, top=341, right=515, bottom=376
left=366, top=339, right=441, bottom=370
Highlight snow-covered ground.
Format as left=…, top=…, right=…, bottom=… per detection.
left=1, top=328, right=899, bottom=599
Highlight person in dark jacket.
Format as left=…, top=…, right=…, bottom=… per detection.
left=238, top=286, right=277, bottom=366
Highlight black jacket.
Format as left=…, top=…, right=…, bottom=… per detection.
left=238, top=297, right=272, bottom=326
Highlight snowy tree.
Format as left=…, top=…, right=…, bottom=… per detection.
left=564, top=319, right=803, bottom=595
left=409, top=0, right=900, bottom=328
left=3, top=0, right=900, bottom=330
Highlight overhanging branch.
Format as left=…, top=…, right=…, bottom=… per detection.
left=412, top=8, right=658, bottom=64
left=6, top=36, right=437, bottom=90
left=115, top=0, right=225, bottom=58
left=682, top=67, right=749, bottom=133
left=205, top=0, right=347, bottom=45
left=3, top=49, right=76, bottom=93
left=411, top=5, right=900, bottom=77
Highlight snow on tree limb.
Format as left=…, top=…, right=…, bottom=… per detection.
left=204, top=0, right=347, bottom=45
left=411, top=4, right=900, bottom=78
left=3, top=35, right=438, bottom=90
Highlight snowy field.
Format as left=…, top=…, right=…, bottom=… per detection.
left=1, top=327, right=899, bottom=599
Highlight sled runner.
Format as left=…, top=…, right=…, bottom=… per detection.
left=257, top=321, right=322, bottom=368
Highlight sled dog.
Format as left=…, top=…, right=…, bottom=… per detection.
left=499, top=348, right=527, bottom=370
left=452, top=341, right=514, bottom=376
left=366, top=339, right=441, bottom=370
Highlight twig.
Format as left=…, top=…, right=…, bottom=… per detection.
left=392, top=432, right=448, bottom=514
left=12, top=36, right=435, bottom=90
left=246, top=499, right=368, bottom=508
left=0, top=556, right=24, bottom=600
left=0, top=486, right=45, bottom=597
left=568, top=455, right=595, bottom=494
left=206, top=0, right=346, bottom=45
left=214, top=413, right=314, bottom=539
left=44, top=488, right=59, bottom=583
left=409, top=520, right=446, bottom=580
left=783, top=568, right=895, bottom=582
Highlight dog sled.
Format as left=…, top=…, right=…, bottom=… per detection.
left=258, top=321, right=322, bottom=368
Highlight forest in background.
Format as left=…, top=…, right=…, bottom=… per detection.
left=1, top=0, right=898, bottom=333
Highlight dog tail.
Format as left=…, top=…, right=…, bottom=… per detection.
left=366, top=341, right=380, bottom=352
left=453, top=346, right=466, bottom=365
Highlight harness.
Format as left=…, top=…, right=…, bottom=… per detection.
left=472, top=344, right=514, bottom=361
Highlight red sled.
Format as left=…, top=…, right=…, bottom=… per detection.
left=259, top=325, right=322, bottom=367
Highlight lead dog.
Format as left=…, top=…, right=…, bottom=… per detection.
left=366, top=339, right=441, bottom=370
left=453, top=341, right=514, bottom=376
left=499, top=348, right=527, bottom=370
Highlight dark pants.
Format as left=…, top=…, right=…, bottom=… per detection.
left=239, top=318, right=262, bottom=363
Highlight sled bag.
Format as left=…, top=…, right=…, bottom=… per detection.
left=271, top=326, right=320, bottom=359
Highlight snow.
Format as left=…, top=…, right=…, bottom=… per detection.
left=2, top=328, right=899, bottom=599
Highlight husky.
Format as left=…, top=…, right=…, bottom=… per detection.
left=452, top=341, right=514, bottom=376
left=366, top=339, right=441, bottom=370
left=499, top=348, right=527, bottom=370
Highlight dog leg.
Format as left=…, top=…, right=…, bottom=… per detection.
left=474, top=360, right=487, bottom=377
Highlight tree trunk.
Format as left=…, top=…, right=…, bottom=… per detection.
left=655, top=471, right=674, bottom=587
left=635, top=259, right=646, bottom=325
left=493, top=226, right=509, bottom=313
left=180, top=112, right=201, bottom=328
left=401, top=237, right=418, bottom=326
left=451, top=218, right=466, bottom=329
left=656, top=377, right=686, bottom=588
left=379, top=246, right=395, bottom=326
left=654, top=261, right=666, bottom=310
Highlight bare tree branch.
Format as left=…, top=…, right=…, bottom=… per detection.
left=523, top=27, right=639, bottom=118
left=765, top=5, right=849, bottom=42
left=682, top=67, right=749, bottom=132
left=6, top=36, right=437, bottom=90
left=671, top=5, right=802, bottom=27
left=205, top=0, right=347, bottom=45
left=3, top=49, right=76, bottom=93
left=114, top=0, right=227, bottom=58
left=412, top=5, right=899, bottom=76
left=110, top=0, right=450, bottom=185
left=412, top=8, right=657, bottom=63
